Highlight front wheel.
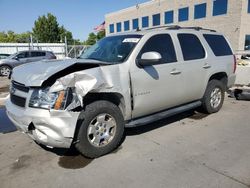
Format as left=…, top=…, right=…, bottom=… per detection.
left=0, top=65, right=11, bottom=77
left=75, top=100, right=125, bottom=158
left=200, top=80, right=225, bottom=114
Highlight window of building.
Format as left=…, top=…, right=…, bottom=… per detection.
left=109, top=24, right=114, bottom=33
left=116, top=22, right=122, bottom=32
left=153, top=13, right=161, bottom=26
left=213, top=0, right=228, bottom=16
left=133, top=18, right=139, bottom=30
left=139, top=34, right=177, bottom=63
left=244, top=35, right=250, bottom=50
left=178, top=7, right=189, bottom=22
left=194, top=3, right=206, bottom=19
left=203, top=34, right=232, bottom=56
left=142, top=16, right=149, bottom=28
left=124, top=20, right=130, bottom=31
left=165, top=10, right=174, bottom=24
left=178, top=34, right=205, bottom=61
left=248, top=0, right=250, bottom=13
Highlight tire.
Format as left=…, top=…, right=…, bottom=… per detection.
left=0, top=65, right=11, bottom=77
left=200, top=80, right=225, bottom=114
left=75, top=100, right=125, bottom=158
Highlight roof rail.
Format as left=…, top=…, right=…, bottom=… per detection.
left=140, top=25, right=216, bottom=32
left=144, top=25, right=180, bottom=31
left=175, top=26, right=217, bottom=32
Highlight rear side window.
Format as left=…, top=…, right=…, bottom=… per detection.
left=139, top=34, right=177, bottom=63
left=178, top=34, right=205, bottom=61
left=203, top=34, right=232, bottom=56
left=31, top=51, right=46, bottom=57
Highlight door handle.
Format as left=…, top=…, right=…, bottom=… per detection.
left=203, top=64, right=211, bottom=69
left=170, top=69, right=181, bottom=75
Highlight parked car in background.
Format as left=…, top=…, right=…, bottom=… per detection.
left=0, top=50, right=56, bottom=76
left=0, top=54, right=10, bottom=60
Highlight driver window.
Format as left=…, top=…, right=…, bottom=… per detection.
left=17, top=52, right=29, bottom=59
left=139, top=34, right=177, bottom=63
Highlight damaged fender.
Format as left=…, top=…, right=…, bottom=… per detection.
left=48, top=65, right=132, bottom=119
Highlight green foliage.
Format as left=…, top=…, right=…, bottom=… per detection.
left=0, top=13, right=82, bottom=44
left=59, top=26, right=72, bottom=43
left=85, top=32, right=97, bottom=45
left=33, top=13, right=60, bottom=43
left=0, top=31, right=31, bottom=43
left=84, top=30, right=106, bottom=45
left=96, top=30, right=106, bottom=40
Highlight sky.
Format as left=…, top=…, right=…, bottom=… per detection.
left=0, top=0, right=149, bottom=41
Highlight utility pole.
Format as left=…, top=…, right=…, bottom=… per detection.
left=30, top=34, right=34, bottom=50
left=65, top=36, right=68, bottom=57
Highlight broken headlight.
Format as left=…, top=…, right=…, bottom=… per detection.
left=29, top=88, right=72, bottom=110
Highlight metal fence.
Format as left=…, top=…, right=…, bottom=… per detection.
left=0, top=43, right=88, bottom=59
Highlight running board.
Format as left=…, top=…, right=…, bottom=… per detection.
left=126, top=101, right=201, bottom=127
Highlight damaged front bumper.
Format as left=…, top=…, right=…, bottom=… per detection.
left=5, top=97, right=80, bottom=148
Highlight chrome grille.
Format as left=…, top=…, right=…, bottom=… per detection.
left=10, top=81, right=29, bottom=108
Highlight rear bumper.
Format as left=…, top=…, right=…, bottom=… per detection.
left=227, top=73, right=236, bottom=88
left=5, top=97, right=80, bottom=148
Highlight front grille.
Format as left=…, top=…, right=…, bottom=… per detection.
left=10, top=94, right=26, bottom=107
left=12, top=81, right=29, bottom=93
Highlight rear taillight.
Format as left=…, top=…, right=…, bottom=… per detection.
left=233, top=55, right=237, bottom=73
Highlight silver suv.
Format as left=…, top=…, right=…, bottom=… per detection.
left=6, top=26, right=236, bottom=158
left=0, top=50, right=56, bottom=77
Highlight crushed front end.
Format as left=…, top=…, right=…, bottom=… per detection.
left=6, top=80, right=80, bottom=148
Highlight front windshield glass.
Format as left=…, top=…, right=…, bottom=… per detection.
left=8, top=52, right=18, bottom=59
left=79, top=35, right=142, bottom=64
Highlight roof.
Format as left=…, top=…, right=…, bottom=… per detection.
left=108, top=25, right=219, bottom=37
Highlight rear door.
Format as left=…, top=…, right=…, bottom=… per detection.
left=29, top=51, right=46, bottom=62
left=174, top=33, right=209, bottom=102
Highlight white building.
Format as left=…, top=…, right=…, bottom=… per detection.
left=105, top=0, right=250, bottom=52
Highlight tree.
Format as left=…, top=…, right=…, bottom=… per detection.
left=96, top=30, right=105, bottom=40
left=84, top=30, right=106, bottom=46
left=59, top=26, right=74, bottom=44
left=0, top=31, right=31, bottom=43
left=0, top=32, right=8, bottom=42
left=33, top=13, right=60, bottom=43
left=85, top=32, right=97, bottom=45
left=16, top=32, right=32, bottom=43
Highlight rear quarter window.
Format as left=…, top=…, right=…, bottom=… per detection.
left=203, top=34, right=232, bottom=56
left=178, top=33, right=205, bottom=61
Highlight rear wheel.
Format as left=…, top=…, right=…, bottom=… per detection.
left=200, top=80, right=225, bottom=114
left=75, top=100, right=125, bottom=158
left=0, top=65, right=11, bottom=77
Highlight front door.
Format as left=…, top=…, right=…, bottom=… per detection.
left=130, top=34, right=186, bottom=118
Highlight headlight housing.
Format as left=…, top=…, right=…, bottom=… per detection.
left=29, top=88, right=72, bottom=110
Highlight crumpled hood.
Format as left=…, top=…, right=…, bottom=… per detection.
left=11, top=59, right=107, bottom=86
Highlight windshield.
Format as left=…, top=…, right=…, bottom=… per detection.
left=79, top=35, right=142, bottom=64
left=8, top=52, right=18, bottom=59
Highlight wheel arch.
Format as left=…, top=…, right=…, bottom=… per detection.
left=208, top=72, right=228, bottom=87
left=82, top=92, right=126, bottom=118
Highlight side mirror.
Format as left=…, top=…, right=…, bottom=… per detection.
left=137, top=52, right=162, bottom=67
left=14, top=56, right=19, bottom=61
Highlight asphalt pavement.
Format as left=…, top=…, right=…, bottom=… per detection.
left=0, top=96, right=250, bottom=188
